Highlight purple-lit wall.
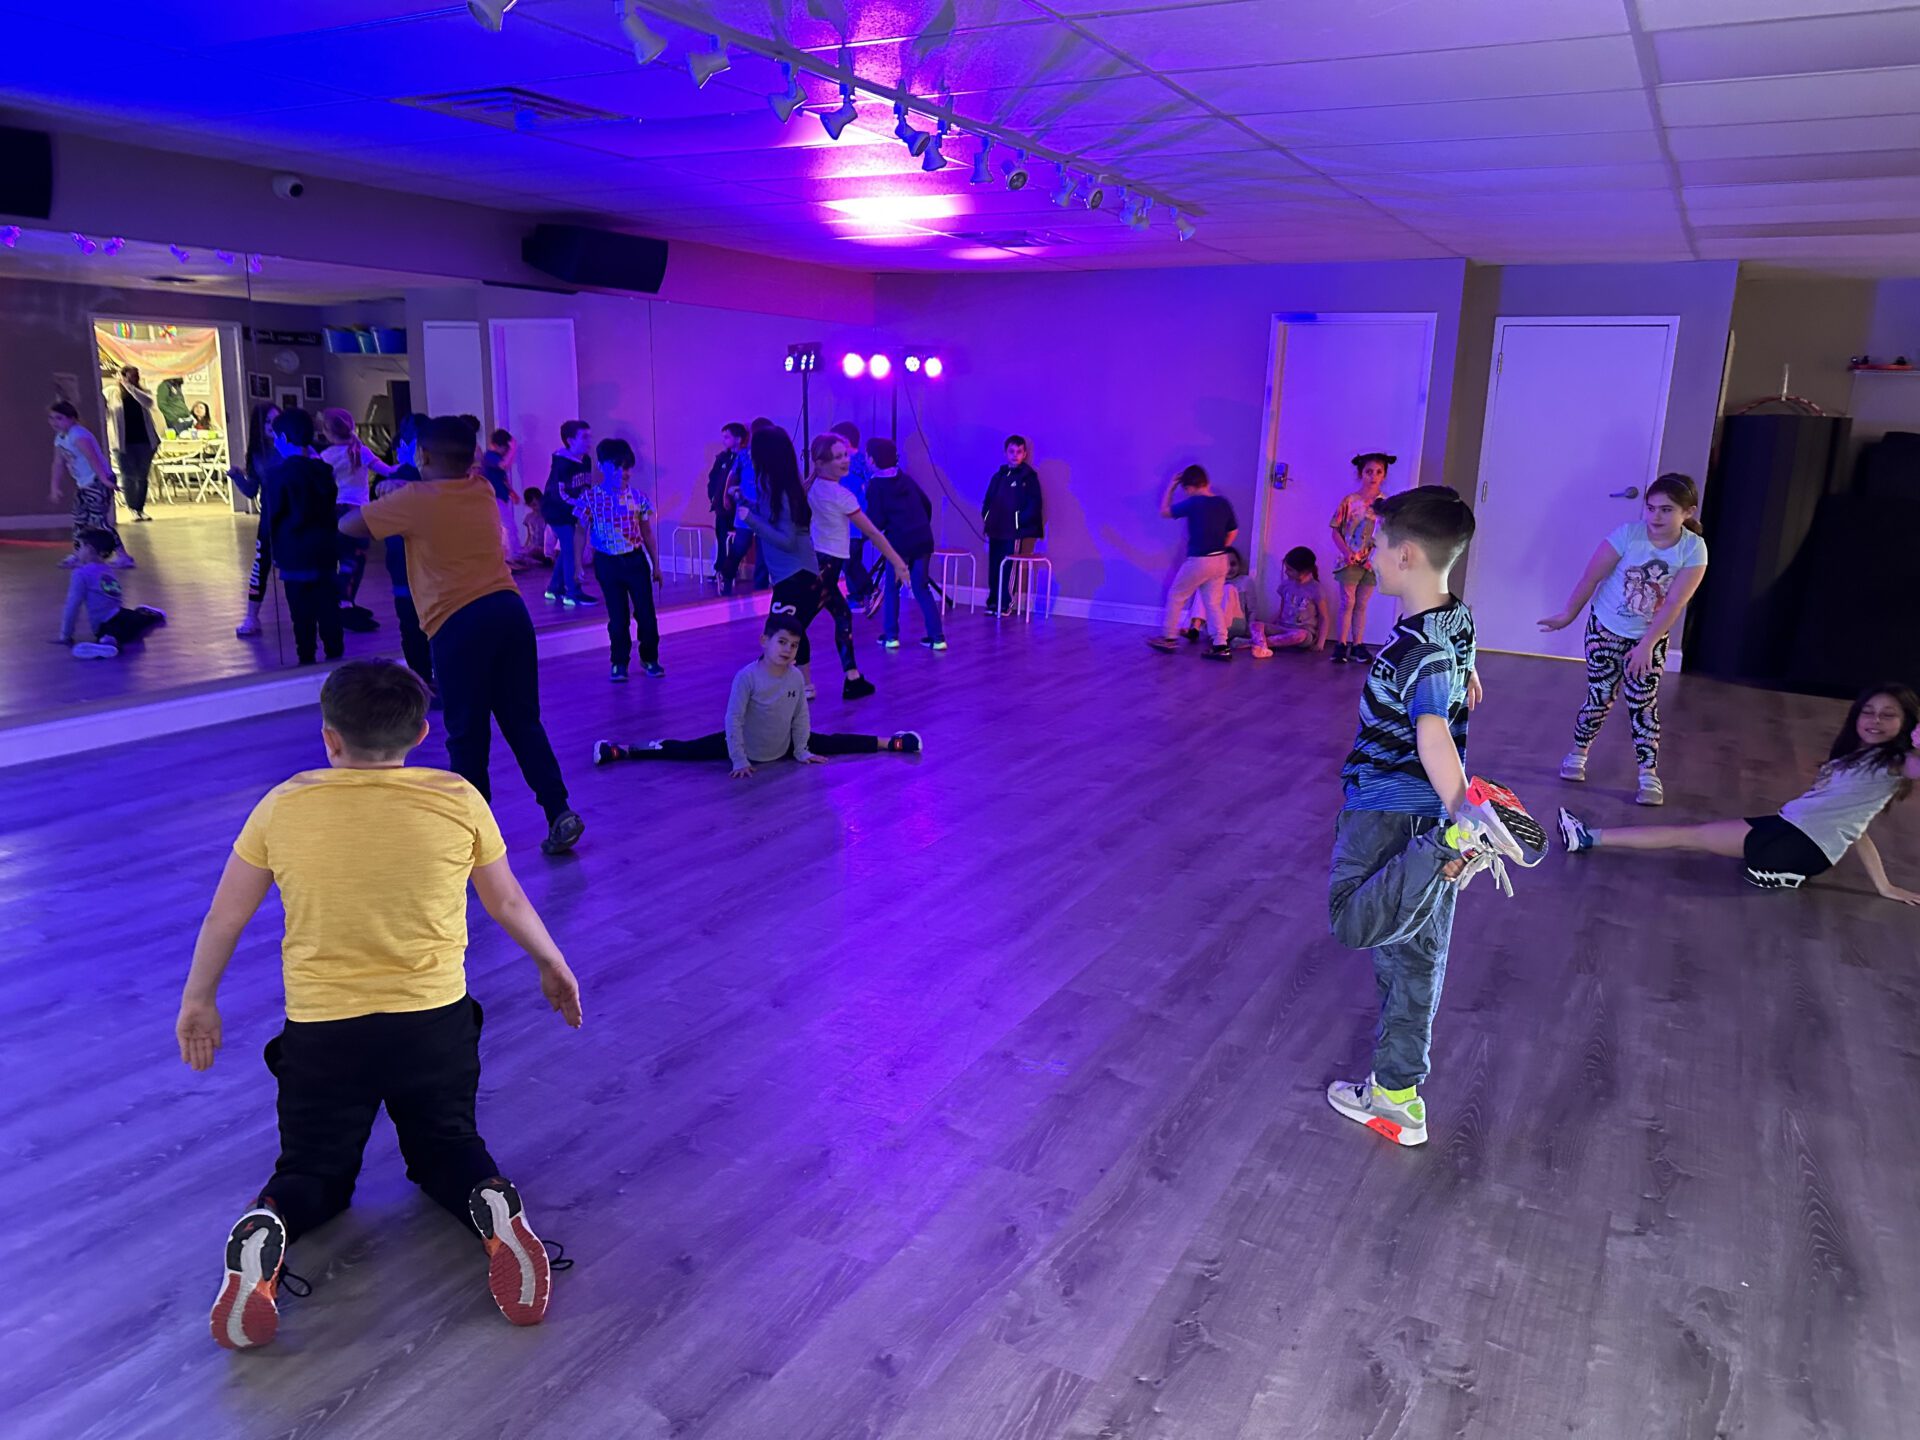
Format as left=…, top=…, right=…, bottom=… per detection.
left=874, top=261, right=1470, bottom=616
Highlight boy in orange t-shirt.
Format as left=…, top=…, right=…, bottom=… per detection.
left=177, top=661, right=582, bottom=1350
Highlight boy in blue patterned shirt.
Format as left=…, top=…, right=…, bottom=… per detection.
left=574, top=437, right=664, bottom=681
left=1325, top=487, right=1539, bottom=1148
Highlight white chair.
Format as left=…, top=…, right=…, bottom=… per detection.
left=669, top=523, right=718, bottom=588
left=931, top=549, right=977, bottom=612
left=998, top=554, right=1053, bottom=621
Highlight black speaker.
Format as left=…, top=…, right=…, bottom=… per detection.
left=1690, top=413, right=1851, bottom=684
left=1785, top=494, right=1920, bottom=697
left=521, top=224, right=668, bottom=294
left=0, top=125, right=53, bottom=220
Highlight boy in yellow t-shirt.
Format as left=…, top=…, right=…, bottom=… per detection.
left=176, top=660, right=583, bottom=1351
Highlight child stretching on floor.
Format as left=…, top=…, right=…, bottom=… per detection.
left=54, top=526, right=166, bottom=658
left=1150, top=465, right=1238, bottom=661
left=1540, top=473, right=1708, bottom=807
left=1560, top=682, right=1920, bottom=901
left=593, top=616, right=921, bottom=778
left=1325, top=487, right=1540, bottom=1149
left=176, top=660, right=582, bottom=1351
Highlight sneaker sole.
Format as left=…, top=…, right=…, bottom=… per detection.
left=211, top=1210, right=286, bottom=1350
left=1326, top=1089, right=1427, bottom=1147
left=470, top=1182, right=551, bottom=1326
left=1465, top=777, right=1549, bottom=867
left=1636, top=789, right=1665, bottom=807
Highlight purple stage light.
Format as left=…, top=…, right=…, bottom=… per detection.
left=869, top=353, right=892, bottom=380
left=1, top=226, right=18, bottom=248
left=841, top=352, right=866, bottom=379
left=923, top=356, right=944, bottom=379
left=905, top=355, right=921, bottom=374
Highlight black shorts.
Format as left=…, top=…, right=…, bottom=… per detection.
left=1742, top=815, right=1832, bottom=889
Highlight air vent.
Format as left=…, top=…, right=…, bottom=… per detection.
left=948, top=230, right=1075, bottom=250
left=401, top=87, right=632, bottom=133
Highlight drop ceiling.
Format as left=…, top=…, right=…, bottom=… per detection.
left=2, top=0, right=1918, bottom=273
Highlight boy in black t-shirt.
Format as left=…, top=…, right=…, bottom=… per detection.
left=1149, top=465, right=1238, bottom=661
left=541, top=421, right=597, bottom=607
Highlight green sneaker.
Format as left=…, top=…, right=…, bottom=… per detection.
left=1327, top=1075, right=1428, bottom=1147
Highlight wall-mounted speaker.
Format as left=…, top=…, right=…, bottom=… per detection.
left=521, top=224, right=668, bottom=294
left=0, top=126, right=53, bottom=220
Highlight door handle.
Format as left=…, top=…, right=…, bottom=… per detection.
left=1610, top=486, right=1639, bottom=499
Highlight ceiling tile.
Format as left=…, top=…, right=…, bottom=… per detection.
left=1343, top=163, right=1675, bottom=194
left=1683, top=176, right=1920, bottom=211
left=804, top=23, right=1137, bottom=93
left=1081, top=0, right=1627, bottom=70
left=1291, top=130, right=1665, bottom=174
left=1657, top=66, right=1920, bottom=127
left=1667, top=114, right=1920, bottom=161
left=1245, top=90, right=1651, bottom=146
left=1652, top=10, right=1920, bottom=84
left=1637, top=0, right=1914, bottom=29
left=1166, top=36, right=1645, bottom=114
left=1679, top=148, right=1920, bottom=185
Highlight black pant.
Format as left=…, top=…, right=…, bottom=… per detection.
left=718, top=527, right=770, bottom=589
left=248, top=516, right=273, bottom=606
left=815, top=556, right=859, bottom=673
left=987, top=540, right=1016, bottom=609
left=98, top=605, right=164, bottom=646
left=259, top=997, right=499, bottom=1244
left=845, top=536, right=872, bottom=603
left=394, top=591, right=434, bottom=686
left=334, top=506, right=369, bottom=604
left=770, top=570, right=825, bottom=666
left=621, top=732, right=883, bottom=762
left=429, top=589, right=569, bottom=821
left=118, top=447, right=153, bottom=516
left=283, top=575, right=344, bottom=664
left=594, top=549, right=659, bottom=667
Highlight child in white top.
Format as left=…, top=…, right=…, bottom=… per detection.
left=1539, top=474, right=1709, bottom=807
left=1559, top=683, right=1920, bottom=902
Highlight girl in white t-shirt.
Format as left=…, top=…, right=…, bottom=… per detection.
left=1539, top=474, right=1709, bottom=806
left=803, top=432, right=909, bottom=702
left=1558, top=683, right=1920, bottom=902
left=319, top=408, right=396, bottom=604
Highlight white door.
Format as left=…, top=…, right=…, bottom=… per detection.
left=1465, top=317, right=1678, bottom=660
left=1254, top=314, right=1435, bottom=647
left=489, top=319, right=580, bottom=478
left=421, top=321, right=485, bottom=417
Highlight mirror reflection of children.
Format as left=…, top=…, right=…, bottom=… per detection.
left=1328, top=452, right=1392, bottom=664
left=591, top=618, right=921, bottom=778
left=1559, top=685, right=1920, bottom=903
left=54, top=526, right=166, bottom=658
left=1540, top=474, right=1708, bottom=807
left=1253, top=545, right=1329, bottom=657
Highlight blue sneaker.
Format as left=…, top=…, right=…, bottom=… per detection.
left=1558, top=806, right=1596, bottom=853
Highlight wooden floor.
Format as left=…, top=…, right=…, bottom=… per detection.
left=0, top=506, right=717, bottom=727
left=5, top=612, right=1917, bottom=1440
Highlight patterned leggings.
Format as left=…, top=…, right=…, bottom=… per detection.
left=1573, top=611, right=1668, bottom=770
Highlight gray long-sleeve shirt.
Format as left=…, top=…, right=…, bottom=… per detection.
left=60, top=561, right=124, bottom=640
left=738, top=505, right=818, bottom=585
left=726, top=659, right=813, bottom=768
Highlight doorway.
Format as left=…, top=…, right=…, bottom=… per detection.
left=92, top=318, right=243, bottom=511
left=1463, top=316, right=1679, bottom=661
left=1252, top=313, right=1436, bottom=648
left=489, top=318, right=580, bottom=467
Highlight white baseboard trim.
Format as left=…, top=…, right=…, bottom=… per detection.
left=943, top=584, right=1159, bottom=627
left=0, top=591, right=762, bottom=772
left=0, top=514, right=74, bottom=531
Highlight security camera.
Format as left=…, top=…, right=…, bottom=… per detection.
left=272, top=174, right=306, bottom=201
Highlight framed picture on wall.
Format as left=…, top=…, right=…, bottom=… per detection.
left=278, top=390, right=302, bottom=414
left=248, top=373, right=272, bottom=401
left=303, top=374, right=326, bottom=403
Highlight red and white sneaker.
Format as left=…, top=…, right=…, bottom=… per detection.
left=1451, top=776, right=1549, bottom=868
left=469, top=1179, right=552, bottom=1326
left=210, top=1207, right=288, bottom=1350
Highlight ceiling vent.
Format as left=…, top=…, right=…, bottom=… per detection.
left=401, top=87, right=632, bottom=133
left=948, top=229, right=1076, bottom=250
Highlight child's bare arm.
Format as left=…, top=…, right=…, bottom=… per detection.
left=177, top=854, right=274, bottom=1070
left=1855, top=833, right=1920, bottom=906
left=471, top=856, right=583, bottom=1025
left=1540, top=540, right=1620, bottom=630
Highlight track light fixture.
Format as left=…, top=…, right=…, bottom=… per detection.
left=921, top=118, right=950, bottom=172
left=71, top=233, right=95, bottom=255
left=169, top=244, right=190, bottom=263
left=1130, top=196, right=1154, bottom=230
left=1175, top=212, right=1196, bottom=241
left=467, top=0, right=517, bottom=31
left=104, top=237, right=125, bottom=256
left=688, top=34, right=730, bottom=87
left=969, top=136, right=994, bottom=186
left=1049, top=165, right=1074, bottom=207
left=2, top=226, right=19, bottom=248
left=1077, top=174, right=1106, bottom=210
left=619, top=2, right=667, bottom=64
left=819, top=84, right=859, bottom=140
left=893, top=101, right=930, bottom=158
left=1002, top=150, right=1031, bottom=191
left=769, top=61, right=805, bottom=123
left=247, top=252, right=263, bottom=273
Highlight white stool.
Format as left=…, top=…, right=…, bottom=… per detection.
left=998, top=554, right=1053, bottom=621
left=931, top=549, right=977, bottom=612
left=669, top=524, right=717, bottom=588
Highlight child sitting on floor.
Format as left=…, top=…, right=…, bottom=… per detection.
left=520, top=487, right=550, bottom=564
left=592, top=616, right=921, bottom=779
left=55, top=526, right=166, bottom=658
left=1258, top=545, right=1329, bottom=656
left=1182, top=546, right=1256, bottom=648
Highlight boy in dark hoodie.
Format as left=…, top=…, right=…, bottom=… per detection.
left=862, top=438, right=946, bottom=651
left=264, top=409, right=344, bottom=666
left=982, top=434, right=1043, bottom=615
left=541, top=421, right=597, bottom=608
